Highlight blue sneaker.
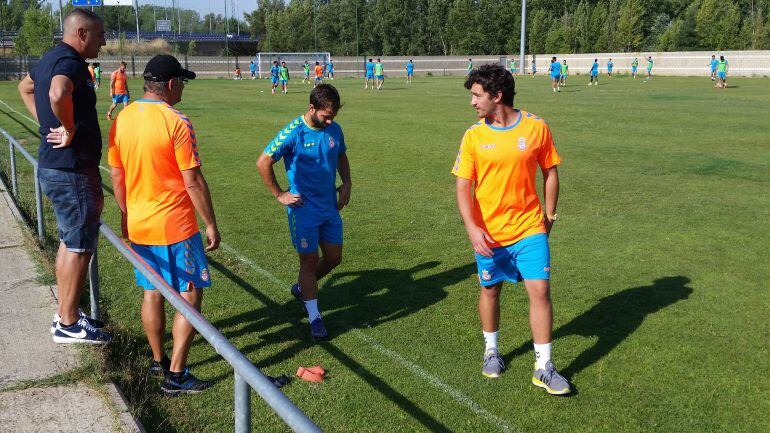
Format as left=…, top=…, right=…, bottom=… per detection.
left=161, top=368, right=212, bottom=396
left=149, top=356, right=171, bottom=377
left=291, top=283, right=306, bottom=313
left=309, top=317, right=329, bottom=341
left=52, top=317, right=112, bottom=344
left=51, top=309, right=105, bottom=334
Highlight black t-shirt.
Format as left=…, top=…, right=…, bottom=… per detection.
left=30, top=43, right=101, bottom=169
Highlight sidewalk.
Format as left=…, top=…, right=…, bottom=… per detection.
left=0, top=177, right=142, bottom=433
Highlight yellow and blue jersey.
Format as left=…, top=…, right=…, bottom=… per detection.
left=265, top=116, right=347, bottom=214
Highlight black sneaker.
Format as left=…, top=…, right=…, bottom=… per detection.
left=149, top=356, right=171, bottom=377
left=161, top=368, right=212, bottom=396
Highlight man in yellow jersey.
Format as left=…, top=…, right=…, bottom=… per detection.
left=452, top=64, right=570, bottom=395
left=108, top=55, right=220, bottom=396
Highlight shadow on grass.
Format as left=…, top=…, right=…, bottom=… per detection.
left=193, top=259, right=474, bottom=432
left=0, top=108, right=40, bottom=138
left=503, top=276, right=693, bottom=379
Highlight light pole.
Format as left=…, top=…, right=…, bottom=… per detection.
left=313, top=0, right=317, bottom=53
left=519, top=0, right=526, bottom=75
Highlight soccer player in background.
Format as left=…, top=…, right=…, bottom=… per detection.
left=365, top=58, right=375, bottom=89
left=607, top=58, right=613, bottom=77
left=279, top=61, right=289, bottom=93
left=314, top=61, right=324, bottom=87
left=531, top=55, right=537, bottom=76
left=257, top=84, right=352, bottom=342
left=631, top=57, right=638, bottom=78
left=467, top=58, right=473, bottom=75
left=375, top=58, right=384, bottom=90
left=710, top=54, right=718, bottom=81
left=327, top=60, right=335, bottom=79
left=107, top=61, right=129, bottom=120
left=109, top=55, right=219, bottom=395
left=716, top=55, right=728, bottom=89
left=452, top=64, right=570, bottom=395
left=560, top=60, right=568, bottom=86
left=303, top=61, right=311, bottom=84
left=645, top=56, right=653, bottom=81
left=250, top=60, right=256, bottom=79
left=270, top=60, right=280, bottom=94
left=406, top=59, right=414, bottom=84
left=510, top=59, right=517, bottom=75
left=94, top=62, right=101, bottom=90
left=588, top=58, right=599, bottom=86
left=549, top=57, right=561, bottom=93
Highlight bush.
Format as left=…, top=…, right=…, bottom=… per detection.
left=100, top=39, right=173, bottom=56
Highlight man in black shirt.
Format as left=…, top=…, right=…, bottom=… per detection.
left=18, top=8, right=111, bottom=344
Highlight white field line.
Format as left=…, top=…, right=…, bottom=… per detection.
left=218, top=241, right=520, bottom=433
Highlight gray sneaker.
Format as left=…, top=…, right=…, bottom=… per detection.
left=482, top=348, right=505, bottom=378
left=532, top=360, right=571, bottom=395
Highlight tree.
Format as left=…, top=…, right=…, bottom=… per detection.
left=14, top=7, right=54, bottom=56
left=614, top=0, right=646, bottom=51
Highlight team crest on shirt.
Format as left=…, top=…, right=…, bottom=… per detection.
left=517, top=137, right=527, bottom=151
left=201, top=268, right=209, bottom=282
left=481, top=269, right=492, bottom=281
left=329, top=137, right=336, bottom=148
left=300, top=238, right=308, bottom=249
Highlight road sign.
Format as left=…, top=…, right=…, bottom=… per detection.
left=72, top=0, right=102, bottom=5
left=156, top=20, right=172, bottom=32
left=103, top=0, right=133, bottom=5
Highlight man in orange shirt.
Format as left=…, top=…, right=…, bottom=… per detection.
left=452, top=64, right=570, bottom=395
left=108, top=55, right=220, bottom=395
left=106, top=60, right=129, bottom=120
left=314, top=61, right=324, bottom=87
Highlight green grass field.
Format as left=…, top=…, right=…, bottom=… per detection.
left=0, top=74, right=768, bottom=433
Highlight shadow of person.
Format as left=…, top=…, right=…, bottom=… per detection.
left=503, top=276, right=693, bottom=379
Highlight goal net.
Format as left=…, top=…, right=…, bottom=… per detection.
left=255, top=52, right=332, bottom=79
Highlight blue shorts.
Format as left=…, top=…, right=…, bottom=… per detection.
left=632, top=67, right=638, bottom=73
left=717, top=71, right=726, bottom=79
left=288, top=208, right=343, bottom=254
left=366, top=72, right=374, bottom=79
left=608, top=68, right=613, bottom=73
left=591, top=72, right=598, bottom=77
left=38, top=167, right=103, bottom=253
left=407, top=72, right=413, bottom=77
left=112, top=93, right=129, bottom=103
left=474, top=233, right=550, bottom=287
left=315, top=77, right=323, bottom=82
left=131, top=233, right=211, bottom=292
left=551, top=73, right=560, bottom=80
left=280, top=79, right=287, bottom=84
left=271, top=77, right=278, bottom=84
left=376, top=75, right=384, bottom=80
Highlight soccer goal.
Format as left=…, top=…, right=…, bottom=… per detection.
left=255, top=52, right=332, bottom=79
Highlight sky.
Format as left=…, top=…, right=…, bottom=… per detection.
left=52, top=0, right=257, bottom=19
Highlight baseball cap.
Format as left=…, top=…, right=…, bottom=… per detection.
left=143, top=55, right=196, bottom=82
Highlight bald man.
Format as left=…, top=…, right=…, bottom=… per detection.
left=18, top=8, right=111, bottom=344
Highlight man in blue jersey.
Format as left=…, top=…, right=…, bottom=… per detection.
left=365, top=58, right=375, bottom=89
left=327, top=60, right=335, bottom=79
left=549, top=57, right=561, bottom=93
left=406, top=59, right=414, bottom=84
left=588, top=58, right=599, bottom=86
left=716, top=55, right=728, bottom=89
left=709, top=54, right=717, bottom=81
left=270, top=60, right=280, bottom=94
left=607, top=58, right=613, bottom=77
left=250, top=60, right=256, bottom=79
left=257, top=84, right=352, bottom=341
left=645, top=56, right=653, bottom=82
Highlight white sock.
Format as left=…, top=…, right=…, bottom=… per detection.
left=534, top=342, right=552, bottom=369
left=483, top=331, right=498, bottom=352
left=305, top=299, right=321, bottom=321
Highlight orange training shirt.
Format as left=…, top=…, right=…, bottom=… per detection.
left=315, top=65, right=323, bottom=78
left=111, top=69, right=127, bottom=94
left=452, top=110, right=561, bottom=247
left=108, top=99, right=201, bottom=246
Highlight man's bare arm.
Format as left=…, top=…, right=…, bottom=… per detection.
left=257, top=153, right=303, bottom=207
left=17, top=74, right=37, bottom=121
left=456, top=176, right=494, bottom=257
left=181, top=167, right=220, bottom=251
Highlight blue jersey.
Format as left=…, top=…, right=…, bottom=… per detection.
left=607, top=61, right=613, bottom=70
left=550, top=62, right=562, bottom=75
left=270, top=65, right=280, bottom=78
left=264, top=115, right=347, bottom=214
left=250, top=63, right=256, bottom=72
left=590, top=62, right=598, bottom=74
left=710, top=59, right=718, bottom=71
left=365, top=62, right=375, bottom=73
left=406, top=63, right=414, bottom=73
left=328, top=62, right=334, bottom=72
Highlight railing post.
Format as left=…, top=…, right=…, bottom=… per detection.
left=89, top=249, right=100, bottom=320
left=9, top=140, right=17, bottom=196
left=33, top=167, right=44, bottom=245
left=234, top=372, right=251, bottom=433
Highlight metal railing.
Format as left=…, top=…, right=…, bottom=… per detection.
left=2, top=127, right=322, bottom=433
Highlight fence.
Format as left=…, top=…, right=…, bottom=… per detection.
left=4, top=50, right=770, bottom=81
left=1, top=127, right=322, bottom=433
